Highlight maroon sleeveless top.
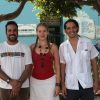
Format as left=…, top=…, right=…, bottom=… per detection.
left=32, top=51, right=54, bottom=80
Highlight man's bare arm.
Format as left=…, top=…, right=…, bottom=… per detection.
left=61, top=63, right=67, bottom=96
left=91, top=57, right=99, bottom=94
left=10, top=64, right=32, bottom=97
left=0, top=65, right=11, bottom=82
left=18, top=64, right=32, bottom=84
left=91, top=58, right=99, bottom=83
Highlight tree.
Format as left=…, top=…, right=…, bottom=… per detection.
left=0, top=0, right=27, bottom=22
left=34, top=0, right=100, bottom=19
left=75, top=0, right=100, bottom=15
left=0, top=0, right=100, bottom=22
left=33, top=0, right=81, bottom=19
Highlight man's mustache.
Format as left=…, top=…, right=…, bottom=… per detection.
left=9, top=34, right=17, bottom=37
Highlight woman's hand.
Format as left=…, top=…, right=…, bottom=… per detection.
left=55, top=86, right=60, bottom=96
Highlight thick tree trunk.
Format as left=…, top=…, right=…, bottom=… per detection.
left=0, top=0, right=27, bottom=22
left=96, top=0, right=100, bottom=15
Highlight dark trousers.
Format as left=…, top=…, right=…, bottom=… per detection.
left=66, top=82, right=94, bottom=100
left=0, top=88, right=29, bottom=100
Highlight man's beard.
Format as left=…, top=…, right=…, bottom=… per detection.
left=7, top=34, right=18, bottom=42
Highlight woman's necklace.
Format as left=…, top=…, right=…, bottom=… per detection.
left=38, top=45, right=49, bottom=55
left=38, top=45, right=49, bottom=67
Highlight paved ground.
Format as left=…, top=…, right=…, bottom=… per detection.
left=94, top=95, right=100, bottom=100
left=59, top=95, right=100, bottom=100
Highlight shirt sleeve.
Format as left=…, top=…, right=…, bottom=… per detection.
left=25, top=46, right=33, bottom=65
left=90, top=41, right=99, bottom=59
left=59, top=45, right=66, bottom=64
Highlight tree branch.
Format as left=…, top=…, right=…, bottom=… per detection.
left=96, top=0, right=100, bottom=15
left=75, top=0, right=100, bottom=15
left=0, top=0, right=28, bottom=22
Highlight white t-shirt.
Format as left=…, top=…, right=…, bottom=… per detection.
left=0, top=41, right=32, bottom=89
left=59, top=37, right=99, bottom=90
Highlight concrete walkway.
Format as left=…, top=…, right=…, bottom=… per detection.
left=94, top=95, right=100, bottom=100
left=59, top=95, right=100, bottom=100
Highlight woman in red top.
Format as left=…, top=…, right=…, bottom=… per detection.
left=30, top=23, right=60, bottom=100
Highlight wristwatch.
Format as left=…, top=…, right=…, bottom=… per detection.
left=6, top=78, right=10, bottom=84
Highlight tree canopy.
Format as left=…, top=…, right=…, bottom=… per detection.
left=33, top=0, right=100, bottom=19
left=0, top=0, right=100, bottom=22
left=33, top=0, right=81, bottom=19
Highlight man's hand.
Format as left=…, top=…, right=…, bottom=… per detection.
left=62, top=84, right=67, bottom=98
left=93, top=81, right=100, bottom=94
left=9, top=79, right=22, bottom=97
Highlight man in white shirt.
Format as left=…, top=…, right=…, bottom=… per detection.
left=0, top=21, right=32, bottom=100
left=59, top=19, right=99, bottom=100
